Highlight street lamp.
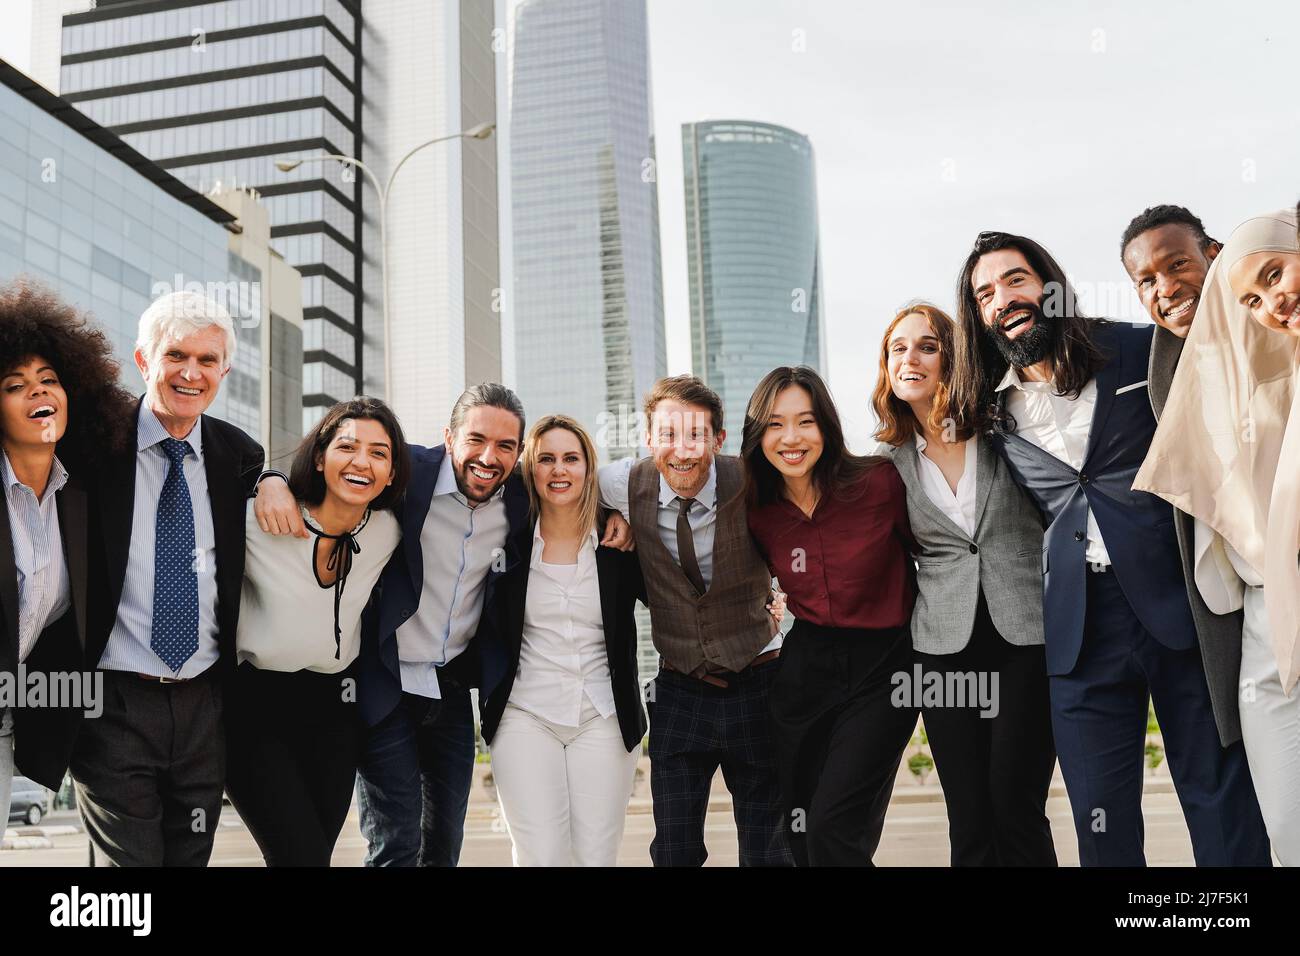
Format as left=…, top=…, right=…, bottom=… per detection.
left=274, top=122, right=496, bottom=402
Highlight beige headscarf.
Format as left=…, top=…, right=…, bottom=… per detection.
left=1134, top=209, right=1300, bottom=694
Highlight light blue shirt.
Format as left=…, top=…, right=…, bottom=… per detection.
left=398, top=453, right=510, bottom=699
left=2, top=451, right=70, bottom=662
left=99, top=405, right=219, bottom=678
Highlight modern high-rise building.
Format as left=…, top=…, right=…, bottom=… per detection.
left=683, top=119, right=826, bottom=454
left=361, top=0, right=501, bottom=443
left=509, top=0, right=666, bottom=460
left=0, top=58, right=302, bottom=450
left=52, top=0, right=362, bottom=432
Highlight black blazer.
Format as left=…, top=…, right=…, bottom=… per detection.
left=88, top=400, right=265, bottom=674
left=0, top=473, right=89, bottom=791
left=477, top=520, right=648, bottom=753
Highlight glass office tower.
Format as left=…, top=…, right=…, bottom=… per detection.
left=58, top=0, right=363, bottom=431
left=683, top=120, right=826, bottom=454
left=510, top=0, right=666, bottom=460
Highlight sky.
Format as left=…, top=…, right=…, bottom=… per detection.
left=4, top=0, right=1299, bottom=449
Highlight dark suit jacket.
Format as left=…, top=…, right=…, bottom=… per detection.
left=88, top=400, right=265, bottom=675
left=477, top=520, right=648, bottom=752
left=990, top=321, right=1197, bottom=677
left=0, top=473, right=88, bottom=791
left=357, top=443, right=531, bottom=728
left=1149, top=326, right=1244, bottom=746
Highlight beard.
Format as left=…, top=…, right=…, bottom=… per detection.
left=982, top=301, right=1059, bottom=369
left=454, top=458, right=506, bottom=503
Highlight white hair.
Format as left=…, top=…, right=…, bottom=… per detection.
left=136, top=290, right=237, bottom=370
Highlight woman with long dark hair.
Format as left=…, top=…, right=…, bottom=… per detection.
left=872, top=302, right=1057, bottom=866
left=742, top=365, right=917, bottom=866
left=0, top=280, right=133, bottom=825
left=225, top=397, right=410, bottom=866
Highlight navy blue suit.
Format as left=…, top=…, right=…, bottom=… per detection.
left=354, top=443, right=530, bottom=866
left=990, top=321, right=1269, bottom=866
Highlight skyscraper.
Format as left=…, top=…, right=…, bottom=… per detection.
left=509, top=0, right=665, bottom=459
left=54, top=0, right=363, bottom=432
left=683, top=120, right=826, bottom=454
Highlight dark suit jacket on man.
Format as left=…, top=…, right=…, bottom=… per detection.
left=1148, top=326, right=1244, bottom=746
left=357, top=442, right=531, bottom=728
left=0, top=474, right=89, bottom=791
left=476, top=519, right=649, bottom=752
left=88, top=400, right=265, bottom=674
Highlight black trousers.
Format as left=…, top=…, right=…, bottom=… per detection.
left=224, top=663, right=361, bottom=867
left=71, top=668, right=225, bottom=867
left=770, top=622, right=917, bottom=867
left=915, top=593, right=1058, bottom=867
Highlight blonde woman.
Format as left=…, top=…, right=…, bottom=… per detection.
left=476, top=416, right=646, bottom=866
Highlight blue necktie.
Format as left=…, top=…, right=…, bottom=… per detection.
left=151, top=437, right=199, bottom=673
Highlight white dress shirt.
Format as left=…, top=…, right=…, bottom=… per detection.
left=2, top=451, right=70, bottom=662
left=995, top=367, right=1111, bottom=567
left=599, top=457, right=781, bottom=654
left=508, top=526, right=617, bottom=727
left=913, top=434, right=978, bottom=538
left=397, top=452, right=510, bottom=699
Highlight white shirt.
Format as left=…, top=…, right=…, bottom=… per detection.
left=2, top=451, right=70, bottom=662
left=507, top=526, right=617, bottom=727
left=1192, top=519, right=1263, bottom=616
left=995, top=367, right=1111, bottom=567
left=398, top=452, right=510, bottom=699
left=913, top=434, right=978, bottom=538
left=237, top=503, right=400, bottom=673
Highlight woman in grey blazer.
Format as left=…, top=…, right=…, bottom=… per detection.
left=872, top=303, right=1057, bottom=866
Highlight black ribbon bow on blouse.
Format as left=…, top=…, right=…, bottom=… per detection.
left=309, top=510, right=369, bottom=660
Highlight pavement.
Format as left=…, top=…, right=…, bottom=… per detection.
left=0, top=761, right=1197, bottom=866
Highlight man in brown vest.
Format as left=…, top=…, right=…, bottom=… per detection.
left=599, top=375, right=791, bottom=866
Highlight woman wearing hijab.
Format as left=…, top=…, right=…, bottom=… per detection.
left=1135, top=208, right=1300, bottom=865
left=225, top=397, right=409, bottom=866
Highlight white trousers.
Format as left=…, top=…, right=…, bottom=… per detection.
left=0, top=708, right=14, bottom=831
left=490, top=701, right=639, bottom=866
left=1239, top=588, right=1300, bottom=866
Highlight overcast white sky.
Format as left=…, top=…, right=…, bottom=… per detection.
left=5, top=1, right=1298, bottom=448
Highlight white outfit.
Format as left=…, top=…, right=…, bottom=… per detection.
left=995, top=368, right=1111, bottom=567
left=0, top=707, right=13, bottom=829
left=1194, top=521, right=1300, bottom=866
left=489, top=526, right=637, bottom=866
left=237, top=502, right=400, bottom=673
left=913, top=434, right=978, bottom=537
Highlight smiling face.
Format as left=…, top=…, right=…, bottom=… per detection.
left=134, top=324, right=229, bottom=430
left=531, top=426, right=587, bottom=511
left=649, top=398, right=723, bottom=498
left=1123, top=223, right=1219, bottom=337
left=1229, top=250, right=1300, bottom=338
left=759, top=384, right=823, bottom=485
left=1, top=355, right=67, bottom=453
left=443, top=404, right=522, bottom=504
left=971, top=247, right=1059, bottom=368
left=887, top=311, right=943, bottom=407
left=317, top=417, right=394, bottom=509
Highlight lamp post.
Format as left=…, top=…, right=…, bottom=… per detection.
left=275, top=121, right=496, bottom=402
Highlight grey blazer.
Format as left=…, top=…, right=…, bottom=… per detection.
left=879, top=436, right=1047, bottom=655
left=1149, top=326, right=1244, bottom=746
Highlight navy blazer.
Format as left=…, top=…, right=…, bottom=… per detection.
left=357, top=443, right=531, bottom=728
left=989, top=321, right=1196, bottom=676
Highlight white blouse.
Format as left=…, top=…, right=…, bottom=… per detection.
left=508, top=526, right=618, bottom=727
left=914, top=434, right=979, bottom=538
left=237, top=501, right=400, bottom=674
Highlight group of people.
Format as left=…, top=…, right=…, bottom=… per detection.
left=0, top=200, right=1295, bottom=868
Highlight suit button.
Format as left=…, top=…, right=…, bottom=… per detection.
left=1074, top=531, right=1085, bottom=541
left=968, top=544, right=979, bottom=554
left=1079, top=474, right=1090, bottom=485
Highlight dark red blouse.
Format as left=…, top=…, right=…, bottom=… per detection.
left=747, top=462, right=916, bottom=631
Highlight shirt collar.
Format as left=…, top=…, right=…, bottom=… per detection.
left=529, top=521, right=600, bottom=571
left=657, top=459, right=718, bottom=512
left=138, top=402, right=203, bottom=461
left=2, top=451, right=68, bottom=499
left=994, top=365, right=1023, bottom=393
left=914, top=432, right=928, bottom=453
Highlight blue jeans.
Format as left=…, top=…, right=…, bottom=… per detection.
left=355, top=685, right=475, bottom=867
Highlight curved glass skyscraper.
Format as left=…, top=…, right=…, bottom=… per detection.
left=683, top=120, right=825, bottom=453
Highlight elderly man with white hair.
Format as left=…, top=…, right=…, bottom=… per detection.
left=69, top=290, right=265, bottom=867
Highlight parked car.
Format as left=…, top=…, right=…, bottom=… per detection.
left=8, top=777, right=49, bottom=826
